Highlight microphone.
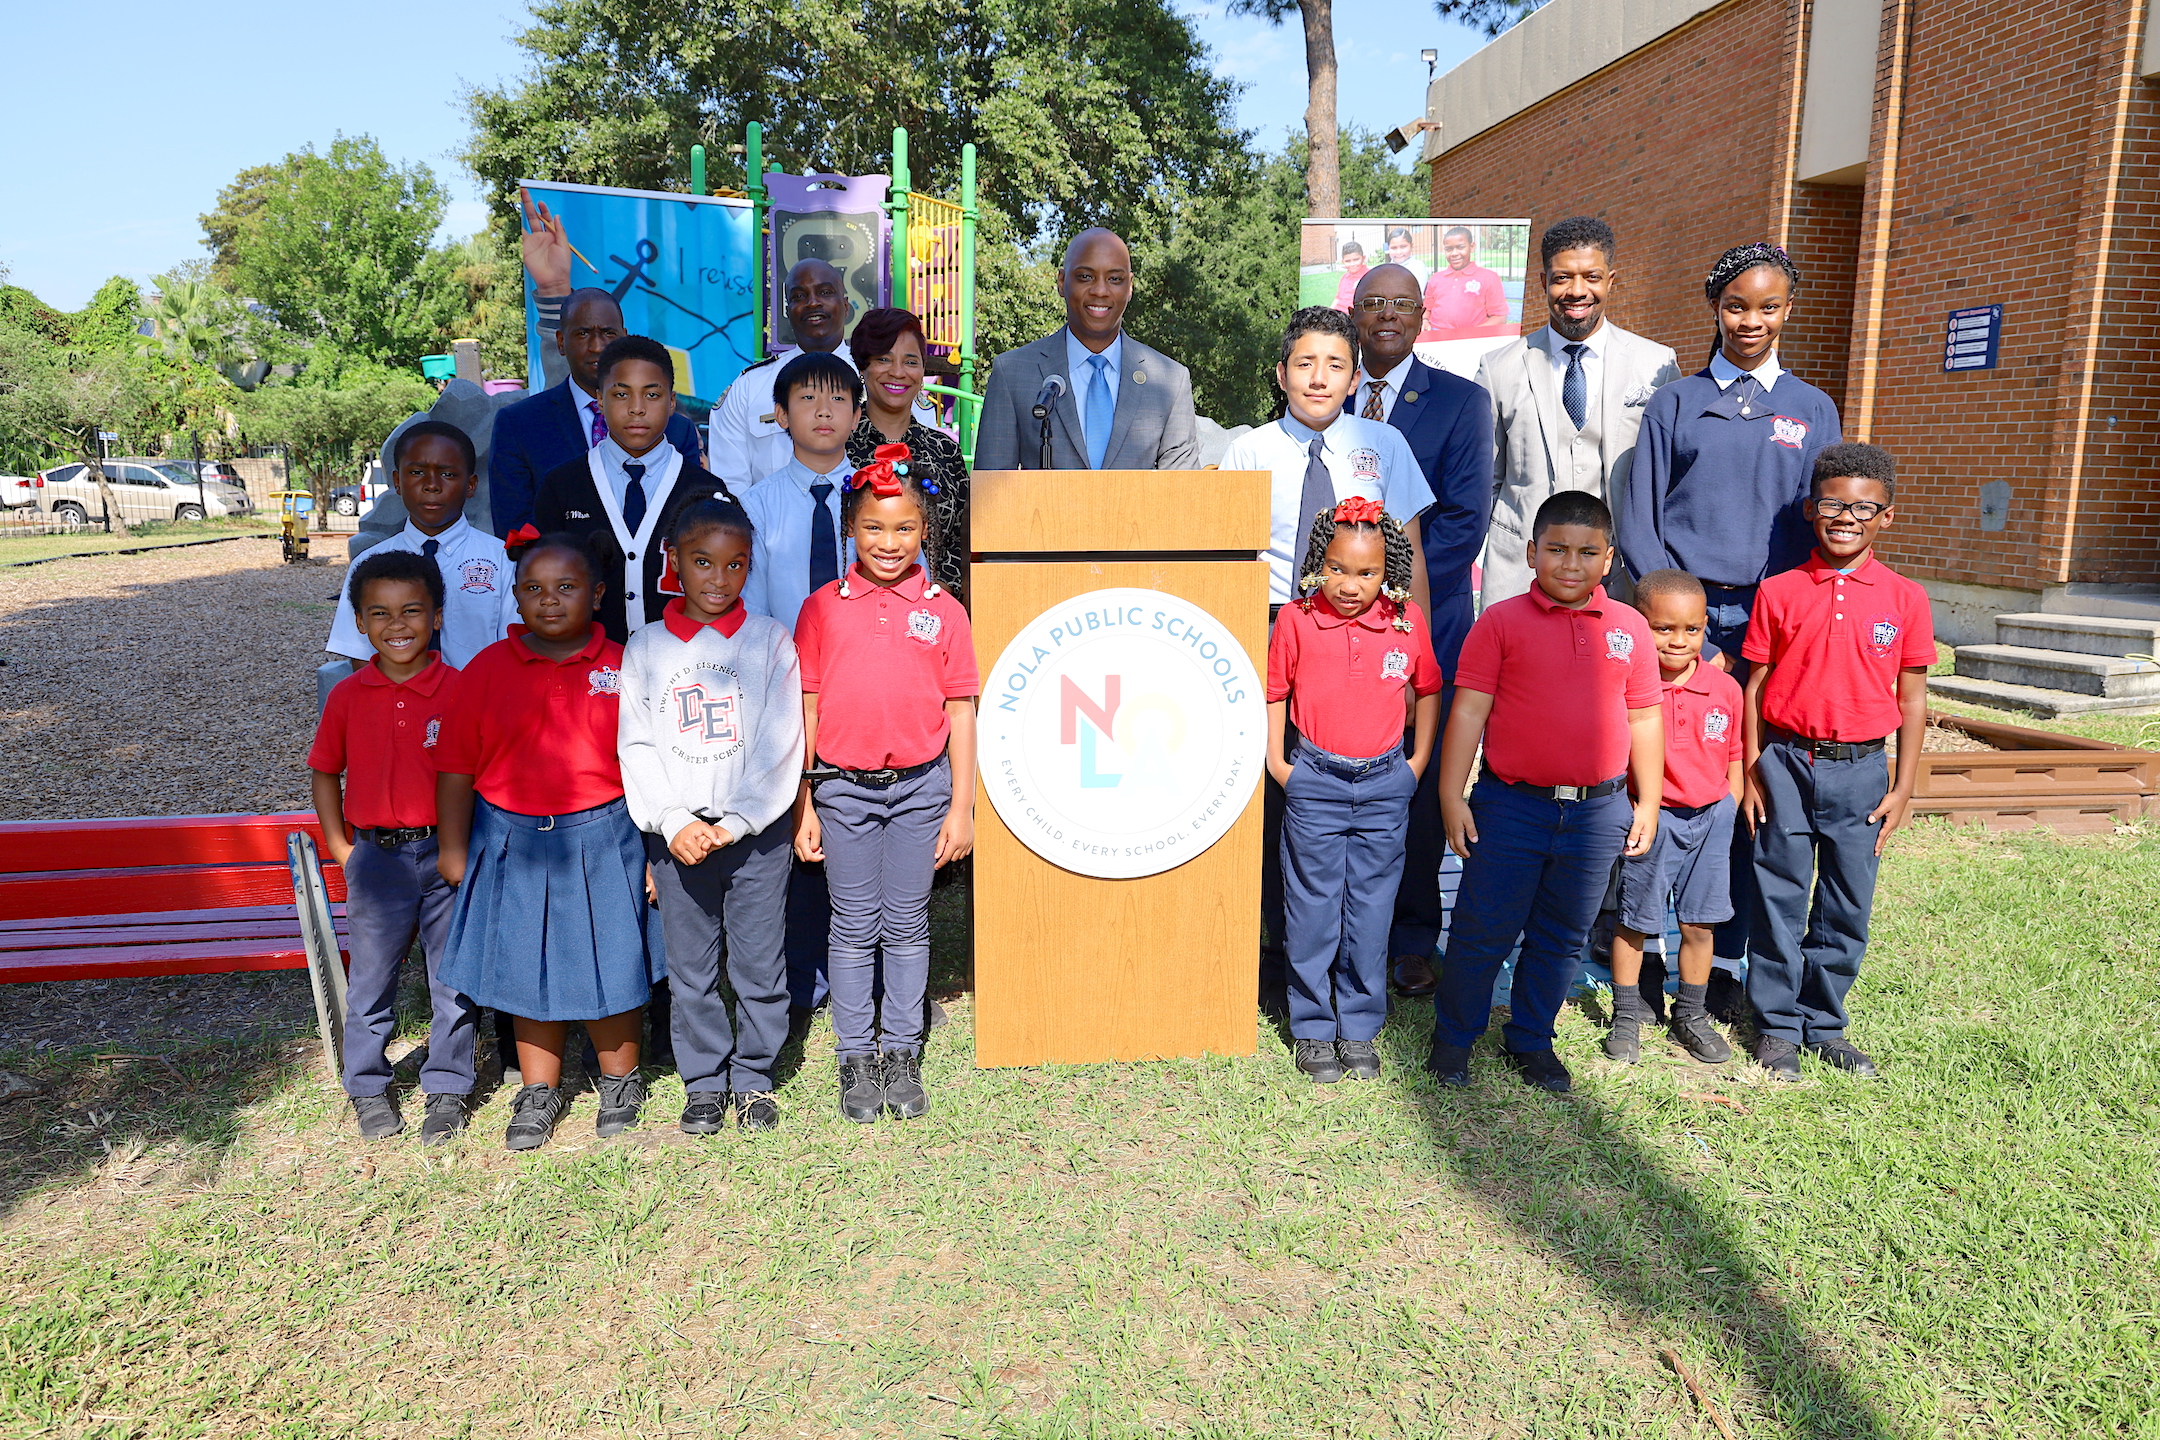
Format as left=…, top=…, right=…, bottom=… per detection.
left=1031, top=374, right=1067, bottom=420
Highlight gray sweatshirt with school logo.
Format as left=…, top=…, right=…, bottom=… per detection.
left=618, top=611, right=805, bottom=845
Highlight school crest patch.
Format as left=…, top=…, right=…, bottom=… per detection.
left=1381, top=648, right=1410, bottom=681
left=1871, top=618, right=1901, bottom=652
left=587, top=665, right=621, bottom=696
left=1349, top=447, right=1382, bottom=483
left=1770, top=416, right=1809, bottom=449
left=908, top=609, right=943, bottom=644
left=1464, top=279, right=1481, bottom=293
left=1605, top=628, right=1635, bottom=661
left=1702, top=708, right=1732, bottom=742
left=423, top=716, right=442, bottom=748
left=457, top=558, right=498, bottom=594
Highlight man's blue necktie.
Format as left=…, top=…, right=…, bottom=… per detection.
left=1561, top=343, right=1588, bottom=430
left=809, top=481, right=838, bottom=591
left=622, top=461, right=647, bottom=533
left=1084, top=354, right=1114, bottom=469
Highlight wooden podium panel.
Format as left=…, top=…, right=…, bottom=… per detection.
left=972, top=470, right=1270, bottom=553
left=971, top=558, right=1269, bottom=1067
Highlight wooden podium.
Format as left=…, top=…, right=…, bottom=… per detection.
left=968, top=469, right=1272, bottom=1067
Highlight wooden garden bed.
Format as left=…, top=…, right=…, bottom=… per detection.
left=1907, top=711, right=2159, bottom=833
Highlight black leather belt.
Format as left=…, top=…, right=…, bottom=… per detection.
left=1482, top=767, right=1628, bottom=803
left=363, top=825, right=436, bottom=848
left=1770, top=729, right=1886, bottom=762
left=805, top=756, right=942, bottom=789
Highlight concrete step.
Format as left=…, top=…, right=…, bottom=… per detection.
left=1955, top=643, right=2160, bottom=698
left=1927, top=673, right=2160, bottom=718
left=1994, top=611, right=2160, bottom=658
left=2043, top=584, right=2160, bottom=624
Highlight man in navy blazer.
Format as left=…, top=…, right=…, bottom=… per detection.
left=1346, top=262, right=1495, bottom=998
left=488, top=287, right=703, bottom=537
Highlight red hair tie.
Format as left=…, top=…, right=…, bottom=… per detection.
left=1332, top=497, right=1384, bottom=525
left=505, top=523, right=541, bottom=546
left=848, top=442, right=939, bottom=497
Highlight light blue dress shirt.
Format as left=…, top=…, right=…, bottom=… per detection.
left=593, top=435, right=677, bottom=512
left=740, top=455, right=855, bottom=633
left=1065, top=329, right=1123, bottom=436
left=1218, top=412, right=1432, bottom=605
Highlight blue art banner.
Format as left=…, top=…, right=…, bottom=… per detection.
left=519, top=181, right=757, bottom=407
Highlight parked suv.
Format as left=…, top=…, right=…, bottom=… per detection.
left=33, top=461, right=254, bottom=527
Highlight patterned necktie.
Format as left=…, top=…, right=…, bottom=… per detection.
left=622, top=461, right=647, bottom=533
left=419, top=538, right=442, bottom=652
left=1083, top=354, right=1114, bottom=469
left=588, top=400, right=607, bottom=446
left=1296, top=434, right=1333, bottom=558
left=1362, top=379, right=1387, bottom=421
left=1562, top=343, right=1588, bottom=430
left=809, top=481, right=838, bottom=592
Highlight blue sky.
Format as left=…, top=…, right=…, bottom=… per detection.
left=1, top=1, right=1491, bottom=311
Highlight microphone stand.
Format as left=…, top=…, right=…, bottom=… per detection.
left=1031, top=403, right=1054, bottom=470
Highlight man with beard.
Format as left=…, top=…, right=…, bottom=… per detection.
left=1474, top=216, right=1679, bottom=605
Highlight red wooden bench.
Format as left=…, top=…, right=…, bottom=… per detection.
left=0, top=814, right=354, bottom=1070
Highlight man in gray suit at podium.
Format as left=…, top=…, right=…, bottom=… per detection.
left=975, top=228, right=1199, bottom=470
left=1475, top=215, right=1681, bottom=604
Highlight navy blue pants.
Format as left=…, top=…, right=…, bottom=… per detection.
left=1747, top=738, right=1887, bottom=1045
left=1617, top=795, right=1737, bottom=933
left=341, top=833, right=476, bottom=1097
left=817, top=758, right=950, bottom=1057
left=784, top=859, right=831, bottom=1010
left=1281, top=743, right=1418, bottom=1041
left=1433, top=777, right=1631, bottom=1053
left=648, top=824, right=793, bottom=1093
left=1389, top=682, right=1455, bottom=961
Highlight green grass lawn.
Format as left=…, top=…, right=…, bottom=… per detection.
left=4, top=824, right=2157, bottom=1437
left=0, top=516, right=282, bottom=568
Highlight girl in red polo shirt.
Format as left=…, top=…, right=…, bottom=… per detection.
left=1266, top=498, right=1443, bottom=1084
left=434, top=533, right=663, bottom=1152
left=792, top=444, right=978, bottom=1124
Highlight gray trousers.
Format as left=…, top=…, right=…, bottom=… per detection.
left=816, top=758, right=951, bottom=1057
left=341, top=833, right=476, bottom=1097
left=647, top=824, right=793, bottom=1093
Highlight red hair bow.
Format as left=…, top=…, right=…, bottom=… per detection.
left=850, top=442, right=913, bottom=497
left=1332, top=497, right=1384, bottom=525
left=505, top=522, right=541, bottom=546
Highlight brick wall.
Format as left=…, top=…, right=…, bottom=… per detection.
left=1781, top=182, right=1863, bottom=414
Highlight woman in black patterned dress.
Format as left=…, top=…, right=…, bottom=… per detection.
left=846, top=308, right=970, bottom=598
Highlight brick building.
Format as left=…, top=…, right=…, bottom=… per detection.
left=1422, top=0, right=2160, bottom=710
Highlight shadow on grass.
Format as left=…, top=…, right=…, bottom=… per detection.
left=1403, top=1001, right=1896, bottom=1439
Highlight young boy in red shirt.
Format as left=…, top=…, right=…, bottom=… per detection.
left=1605, top=568, right=1745, bottom=1066
left=1740, top=442, right=1930, bottom=1080
left=1430, top=491, right=1665, bottom=1094
left=309, top=550, right=476, bottom=1144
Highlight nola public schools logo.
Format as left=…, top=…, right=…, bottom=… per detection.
left=979, top=587, right=1265, bottom=880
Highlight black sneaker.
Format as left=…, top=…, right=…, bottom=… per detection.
left=1670, top=1012, right=1733, bottom=1064
left=1603, top=1013, right=1642, bottom=1064
left=1505, top=1048, right=1573, bottom=1094
left=351, top=1094, right=403, bottom=1140
left=839, top=1056, right=884, bottom=1123
left=1755, top=1036, right=1802, bottom=1082
left=679, top=1093, right=729, bottom=1135
left=879, top=1049, right=929, bottom=1119
left=504, top=1083, right=566, bottom=1150
left=418, top=1093, right=466, bottom=1146
left=594, top=1072, right=647, bottom=1137
left=1336, top=1039, right=1381, bottom=1080
left=1426, top=1042, right=1472, bottom=1087
left=733, top=1091, right=781, bottom=1132
left=1294, top=1038, right=1344, bottom=1083
left=1705, top=969, right=1750, bottom=1025
left=927, top=999, right=951, bottom=1031
left=1805, top=1037, right=1878, bottom=1077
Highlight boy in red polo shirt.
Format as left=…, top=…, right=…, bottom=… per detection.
left=1268, top=497, right=1443, bottom=1083
left=1740, top=442, right=1930, bottom=1081
left=309, top=550, right=476, bottom=1144
left=1605, top=568, right=1746, bottom=1066
left=1428, top=491, right=1664, bottom=1094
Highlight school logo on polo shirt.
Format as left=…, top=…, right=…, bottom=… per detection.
left=587, top=665, right=621, bottom=696
left=424, top=716, right=442, bottom=748
left=458, top=559, right=499, bottom=594
left=1382, top=648, right=1411, bottom=681
left=1605, top=628, right=1635, bottom=661
left=979, top=587, right=1264, bottom=881
left=908, top=609, right=943, bottom=644
left=1349, top=447, right=1382, bottom=483
left=1770, top=416, right=1809, bottom=448
left=1870, top=617, right=1901, bottom=653
left=1703, top=708, right=1732, bottom=742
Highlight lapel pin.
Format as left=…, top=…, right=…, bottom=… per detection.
left=1402, top=391, right=1418, bottom=404
left=1133, top=370, right=1146, bottom=385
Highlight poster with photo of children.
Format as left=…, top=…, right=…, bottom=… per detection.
left=1300, top=218, right=1531, bottom=377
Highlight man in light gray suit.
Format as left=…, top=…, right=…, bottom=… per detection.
left=1475, top=216, right=1681, bottom=605
left=975, top=228, right=1199, bottom=471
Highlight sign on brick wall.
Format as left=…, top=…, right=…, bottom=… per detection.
left=1944, top=305, right=2002, bottom=372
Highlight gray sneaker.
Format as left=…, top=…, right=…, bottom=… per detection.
left=1295, top=1038, right=1344, bottom=1084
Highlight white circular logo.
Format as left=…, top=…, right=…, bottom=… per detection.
left=979, top=587, right=1265, bottom=880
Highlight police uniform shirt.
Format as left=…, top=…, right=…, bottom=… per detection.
left=1219, top=412, right=1434, bottom=606
left=326, top=516, right=519, bottom=669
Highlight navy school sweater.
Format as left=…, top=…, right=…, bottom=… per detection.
left=1617, top=369, right=1843, bottom=589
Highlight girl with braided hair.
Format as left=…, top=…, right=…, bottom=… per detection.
left=1265, top=496, right=1444, bottom=1084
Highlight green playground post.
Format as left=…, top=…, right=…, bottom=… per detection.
left=959, top=142, right=978, bottom=461
left=890, top=127, right=911, bottom=309
left=690, top=143, right=706, bottom=197
left=746, top=123, right=766, bottom=362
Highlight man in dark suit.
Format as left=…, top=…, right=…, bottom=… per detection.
left=487, top=287, right=703, bottom=537
left=1347, top=262, right=1495, bottom=998
left=974, top=229, right=1198, bottom=470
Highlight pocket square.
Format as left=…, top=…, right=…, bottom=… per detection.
left=1622, top=383, right=1657, bottom=408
